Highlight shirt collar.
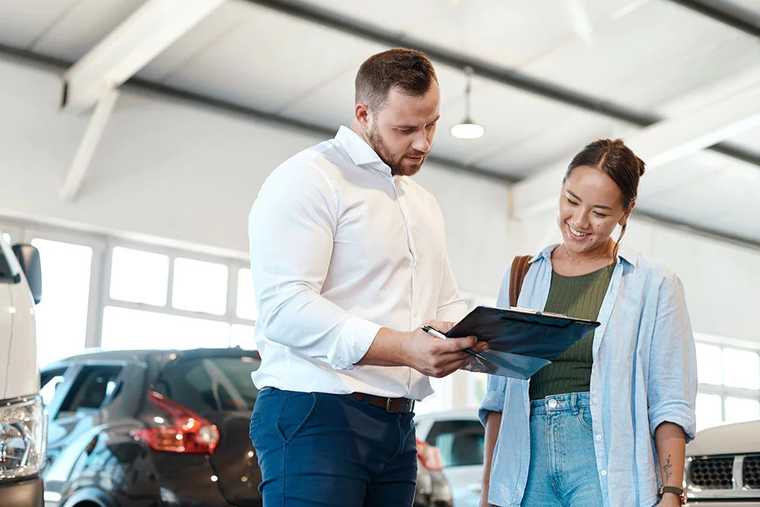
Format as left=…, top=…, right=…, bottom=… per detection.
left=531, top=243, right=638, bottom=268
left=334, top=126, right=392, bottom=175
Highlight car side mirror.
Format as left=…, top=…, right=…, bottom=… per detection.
left=12, top=243, right=42, bottom=304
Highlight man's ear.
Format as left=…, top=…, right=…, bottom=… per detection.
left=355, top=102, right=370, bottom=128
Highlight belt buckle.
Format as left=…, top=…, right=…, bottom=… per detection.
left=385, top=397, right=394, bottom=412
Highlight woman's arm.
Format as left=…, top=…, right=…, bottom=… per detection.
left=480, top=411, right=502, bottom=507
left=655, top=422, right=686, bottom=506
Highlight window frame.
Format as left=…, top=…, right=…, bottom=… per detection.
left=1, top=216, right=257, bottom=367
left=696, top=335, right=760, bottom=429
left=23, top=223, right=106, bottom=350
left=103, top=238, right=253, bottom=328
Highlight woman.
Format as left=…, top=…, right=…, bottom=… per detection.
left=479, top=139, right=697, bottom=507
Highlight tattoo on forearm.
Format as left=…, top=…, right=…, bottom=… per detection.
left=664, top=453, right=673, bottom=483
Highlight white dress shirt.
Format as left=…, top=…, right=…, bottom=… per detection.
left=249, top=126, right=466, bottom=400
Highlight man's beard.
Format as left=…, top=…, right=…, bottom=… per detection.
left=366, top=125, right=423, bottom=176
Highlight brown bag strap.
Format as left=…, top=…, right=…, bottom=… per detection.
left=509, top=255, right=532, bottom=307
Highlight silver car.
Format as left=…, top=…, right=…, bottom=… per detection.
left=415, top=410, right=484, bottom=507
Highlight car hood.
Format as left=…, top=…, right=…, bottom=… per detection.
left=687, top=420, right=760, bottom=456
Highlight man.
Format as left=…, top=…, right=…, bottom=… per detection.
left=249, top=48, right=480, bottom=507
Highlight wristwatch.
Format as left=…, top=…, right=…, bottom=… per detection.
left=658, top=485, right=686, bottom=504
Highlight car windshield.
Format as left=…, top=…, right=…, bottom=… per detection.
left=155, top=355, right=260, bottom=414
left=426, top=419, right=484, bottom=467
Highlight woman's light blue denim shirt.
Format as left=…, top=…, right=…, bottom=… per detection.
left=479, top=245, right=697, bottom=507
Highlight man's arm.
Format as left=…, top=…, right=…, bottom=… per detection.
left=250, top=162, right=379, bottom=369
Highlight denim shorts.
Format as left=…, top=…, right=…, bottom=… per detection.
left=522, top=392, right=603, bottom=506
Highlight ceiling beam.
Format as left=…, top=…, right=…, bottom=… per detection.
left=512, top=84, right=760, bottom=217
left=244, top=0, right=760, bottom=170
left=63, top=0, right=224, bottom=112
left=60, top=88, right=119, bottom=201
left=666, top=0, right=760, bottom=39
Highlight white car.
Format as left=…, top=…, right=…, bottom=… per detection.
left=685, top=419, right=760, bottom=506
left=0, top=240, right=45, bottom=506
left=415, top=410, right=484, bottom=507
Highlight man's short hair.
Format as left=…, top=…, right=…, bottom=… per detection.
left=355, top=48, right=437, bottom=110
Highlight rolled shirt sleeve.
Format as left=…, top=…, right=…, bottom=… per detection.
left=647, top=273, right=698, bottom=441
left=250, top=160, right=380, bottom=370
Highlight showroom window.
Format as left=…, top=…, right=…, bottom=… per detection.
left=101, top=306, right=232, bottom=350
left=1, top=219, right=257, bottom=367
left=31, top=238, right=93, bottom=368
left=236, top=268, right=256, bottom=321
left=109, top=246, right=169, bottom=306
left=102, top=242, right=255, bottom=351
left=695, top=338, right=760, bottom=430
left=171, top=257, right=228, bottom=315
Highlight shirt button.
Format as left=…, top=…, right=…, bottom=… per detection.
left=547, top=399, right=558, bottom=409
left=600, top=470, right=607, bottom=477
left=595, top=434, right=602, bottom=442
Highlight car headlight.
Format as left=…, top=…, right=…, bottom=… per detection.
left=0, top=395, right=46, bottom=480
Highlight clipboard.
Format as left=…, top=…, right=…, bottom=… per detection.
left=444, top=306, right=600, bottom=378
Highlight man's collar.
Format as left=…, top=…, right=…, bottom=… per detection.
left=532, top=243, right=638, bottom=267
left=334, top=126, right=391, bottom=175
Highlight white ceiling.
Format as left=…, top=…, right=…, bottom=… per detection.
left=0, top=0, right=758, bottom=243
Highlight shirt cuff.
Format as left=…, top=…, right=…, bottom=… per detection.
left=478, top=376, right=507, bottom=426
left=327, top=316, right=382, bottom=370
left=649, top=400, right=696, bottom=442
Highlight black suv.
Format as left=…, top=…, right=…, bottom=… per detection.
left=41, top=348, right=262, bottom=507
left=40, top=348, right=452, bottom=507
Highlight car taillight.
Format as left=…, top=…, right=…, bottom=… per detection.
left=133, top=390, right=219, bottom=455
left=416, top=439, right=443, bottom=471
left=0, top=395, right=46, bottom=480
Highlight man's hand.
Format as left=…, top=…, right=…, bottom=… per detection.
left=357, top=321, right=486, bottom=377
left=401, top=320, right=485, bottom=378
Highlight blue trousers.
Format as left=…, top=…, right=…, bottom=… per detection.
left=522, top=392, right=603, bottom=506
left=250, top=388, right=417, bottom=506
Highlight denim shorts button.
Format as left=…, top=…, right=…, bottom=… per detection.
left=547, top=399, right=558, bottom=409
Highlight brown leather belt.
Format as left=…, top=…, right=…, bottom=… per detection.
left=350, top=392, right=415, bottom=413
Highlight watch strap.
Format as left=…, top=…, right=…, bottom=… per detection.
left=659, top=485, right=685, bottom=504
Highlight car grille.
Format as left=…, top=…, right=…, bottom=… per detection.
left=744, top=455, right=760, bottom=489
left=689, top=456, right=734, bottom=489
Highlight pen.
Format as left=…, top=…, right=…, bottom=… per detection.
left=421, top=325, right=489, bottom=364
left=421, top=324, right=447, bottom=339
